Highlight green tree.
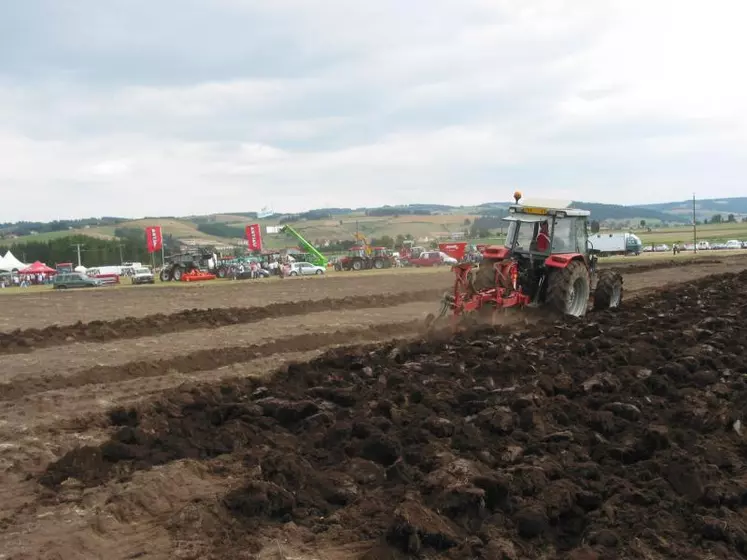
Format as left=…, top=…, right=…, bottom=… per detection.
left=590, top=220, right=600, bottom=233
left=711, top=214, right=723, bottom=224
left=639, top=219, right=646, bottom=227
left=727, top=213, right=736, bottom=223
left=371, top=235, right=394, bottom=248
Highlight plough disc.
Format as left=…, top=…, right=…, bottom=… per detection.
left=424, top=293, right=453, bottom=332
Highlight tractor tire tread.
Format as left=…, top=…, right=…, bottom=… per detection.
left=593, top=269, right=623, bottom=310
left=546, top=260, right=590, bottom=317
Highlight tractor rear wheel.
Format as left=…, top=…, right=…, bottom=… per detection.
left=593, top=270, right=623, bottom=310
left=159, top=268, right=171, bottom=282
left=546, top=260, right=590, bottom=317
left=172, top=265, right=184, bottom=281
left=373, top=258, right=384, bottom=269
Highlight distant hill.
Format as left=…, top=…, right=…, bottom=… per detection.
left=639, top=197, right=747, bottom=219
left=476, top=200, right=686, bottom=223
left=3, top=196, right=747, bottom=248
left=569, top=202, right=688, bottom=223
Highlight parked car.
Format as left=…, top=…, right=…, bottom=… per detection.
left=288, top=262, right=325, bottom=276
left=130, top=267, right=155, bottom=285
left=53, top=272, right=103, bottom=289
left=410, top=251, right=451, bottom=267
left=438, top=251, right=458, bottom=265
left=725, top=240, right=742, bottom=250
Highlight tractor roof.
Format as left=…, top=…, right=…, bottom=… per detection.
left=507, top=204, right=590, bottom=218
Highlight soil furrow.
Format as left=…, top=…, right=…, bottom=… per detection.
left=0, top=288, right=444, bottom=355
left=0, top=320, right=423, bottom=400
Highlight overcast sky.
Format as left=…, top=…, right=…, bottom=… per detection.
left=1, top=0, right=745, bottom=221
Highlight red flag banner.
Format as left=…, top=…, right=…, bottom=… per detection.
left=245, top=223, right=263, bottom=251
left=145, top=226, right=163, bottom=253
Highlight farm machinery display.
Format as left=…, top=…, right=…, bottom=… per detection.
left=278, top=225, right=329, bottom=268
left=426, top=192, right=623, bottom=329
left=334, top=246, right=396, bottom=271
left=160, top=249, right=218, bottom=282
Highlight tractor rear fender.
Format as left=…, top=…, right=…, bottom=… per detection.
left=544, top=253, right=586, bottom=269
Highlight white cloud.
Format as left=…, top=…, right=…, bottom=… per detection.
left=1, top=0, right=747, bottom=221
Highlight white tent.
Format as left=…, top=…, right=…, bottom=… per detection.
left=0, top=254, right=8, bottom=272
left=1, top=251, right=26, bottom=271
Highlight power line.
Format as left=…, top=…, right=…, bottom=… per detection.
left=692, top=193, right=697, bottom=253
left=70, top=243, right=85, bottom=267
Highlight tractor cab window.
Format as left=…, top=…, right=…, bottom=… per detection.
left=551, top=217, right=578, bottom=254
left=505, top=218, right=540, bottom=252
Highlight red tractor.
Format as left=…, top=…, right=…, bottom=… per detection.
left=426, top=193, right=623, bottom=329
left=334, top=246, right=395, bottom=271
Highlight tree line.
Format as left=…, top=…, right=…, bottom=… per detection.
left=0, top=229, right=180, bottom=268
left=0, top=217, right=127, bottom=239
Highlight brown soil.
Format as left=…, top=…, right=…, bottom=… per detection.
left=3, top=255, right=743, bottom=335
left=3, top=257, right=742, bottom=356
left=604, top=255, right=730, bottom=273
left=0, top=320, right=421, bottom=401
left=0, top=289, right=443, bottom=355
left=38, top=268, right=747, bottom=559
left=0, top=270, right=455, bottom=331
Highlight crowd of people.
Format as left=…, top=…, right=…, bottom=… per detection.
left=0, top=272, right=53, bottom=288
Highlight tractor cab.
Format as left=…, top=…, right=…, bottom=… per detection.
left=504, top=205, right=591, bottom=257
left=348, top=246, right=367, bottom=258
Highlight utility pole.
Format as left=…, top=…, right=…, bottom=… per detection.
left=71, top=243, right=85, bottom=267
left=692, top=193, right=697, bottom=254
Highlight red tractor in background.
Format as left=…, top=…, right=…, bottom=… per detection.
left=334, top=246, right=395, bottom=271
left=426, top=192, right=623, bottom=329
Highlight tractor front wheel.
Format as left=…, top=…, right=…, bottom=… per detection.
left=352, top=259, right=363, bottom=271
left=546, top=260, right=590, bottom=317
left=159, top=268, right=172, bottom=282
left=593, top=270, right=623, bottom=310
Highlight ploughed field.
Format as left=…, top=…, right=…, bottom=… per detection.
left=2, top=256, right=747, bottom=559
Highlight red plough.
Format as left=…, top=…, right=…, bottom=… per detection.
left=426, top=261, right=532, bottom=330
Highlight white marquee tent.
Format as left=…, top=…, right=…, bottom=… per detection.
left=0, top=251, right=27, bottom=272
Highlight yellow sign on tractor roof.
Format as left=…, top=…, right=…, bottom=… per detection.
left=518, top=206, right=549, bottom=215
